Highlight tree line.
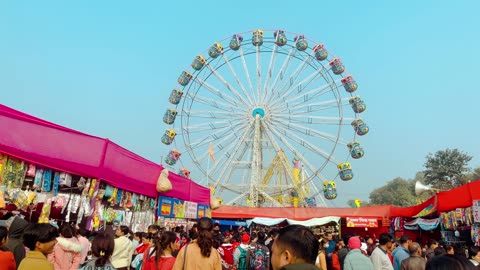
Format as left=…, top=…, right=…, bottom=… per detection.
left=364, top=148, right=479, bottom=207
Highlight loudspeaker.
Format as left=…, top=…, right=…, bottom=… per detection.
left=415, top=181, right=437, bottom=195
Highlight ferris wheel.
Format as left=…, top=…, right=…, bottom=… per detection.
left=161, top=29, right=368, bottom=208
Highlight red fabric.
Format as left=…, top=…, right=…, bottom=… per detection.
left=219, top=244, right=234, bottom=265
left=141, top=249, right=176, bottom=270
left=136, top=243, right=150, bottom=255
left=0, top=250, right=16, bottom=270
left=212, top=205, right=392, bottom=219
left=0, top=104, right=210, bottom=204
left=331, top=253, right=341, bottom=270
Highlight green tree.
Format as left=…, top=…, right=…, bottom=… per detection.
left=464, top=167, right=480, bottom=183
left=423, top=148, right=472, bottom=190
left=369, top=177, right=417, bottom=206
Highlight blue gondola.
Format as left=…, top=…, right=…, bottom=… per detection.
left=338, top=162, right=353, bottom=181
left=351, top=118, right=369, bottom=136
left=329, top=58, right=345, bottom=75
left=323, top=181, right=337, bottom=200
left=191, top=55, right=206, bottom=70
left=348, top=142, right=364, bottom=159
left=341, top=75, right=358, bottom=93
left=313, top=44, right=328, bottom=61
left=229, top=34, right=243, bottom=50
left=208, top=42, right=223, bottom=58
left=274, top=30, right=287, bottom=46
left=349, top=96, right=366, bottom=113
left=294, top=34, right=308, bottom=51
left=178, top=71, right=192, bottom=86
left=252, top=30, right=264, bottom=46
left=163, top=108, right=177, bottom=125
left=169, top=89, right=183, bottom=105
left=161, top=129, right=176, bottom=145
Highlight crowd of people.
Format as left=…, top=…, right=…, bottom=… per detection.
left=1, top=213, right=480, bottom=270
left=325, top=232, right=480, bottom=270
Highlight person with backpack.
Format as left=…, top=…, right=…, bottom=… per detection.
left=249, top=231, right=270, bottom=270
left=234, top=233, right=252, bottom=270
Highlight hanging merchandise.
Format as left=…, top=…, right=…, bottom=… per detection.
left=104, top=185, right=114, bottom=198
left=38, top=198, right=53, bottom=224
left=59, top=172, right=72, bottom=187
left=0, top=154, right=8, bottom=184
left=3, top=157, right=27, bottom=188
left=26, top=164, right=36, bottom=178
left=0, top=189, right=5, bottom=208
left=33, top=167, right=44, bottom=190
left=42, top=169, right=52, bottom=192
left=52, top=171, right=60, bottom=195
left=115, top=189, right=123, bottom=205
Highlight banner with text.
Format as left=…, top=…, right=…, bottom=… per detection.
left=346, top=217, right=378, bottom=228
left=158, top=196, right=211, bottom=219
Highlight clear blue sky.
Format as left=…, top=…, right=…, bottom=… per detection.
left=1, top=1, right=479, bottom=207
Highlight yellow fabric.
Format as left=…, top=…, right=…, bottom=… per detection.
left=18, top=251, right=54, bottom=270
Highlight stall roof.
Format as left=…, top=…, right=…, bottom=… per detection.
left=0, top=104, right=210, bottom=204
left=212, top=205, right=392, bottom=219
left=246, top=216, right=340, bottom=227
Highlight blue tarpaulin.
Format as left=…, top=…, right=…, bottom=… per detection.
left=212, top=219, right=247, bottom=227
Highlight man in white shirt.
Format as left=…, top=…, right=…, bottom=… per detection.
left=370, top=233, right=393, bottom=270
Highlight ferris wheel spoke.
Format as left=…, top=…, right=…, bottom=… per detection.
left=211, top=122, right=255, bottom=188
left=185, top=120, right=249, bottom=151
left=274, top=114, right=356, bottom=125
left=262, top=43, right=279, bottom=103
left=184, top=91, right=239, bottom=112
left=205, top=63, right=250, bottom=107
left=270, top=118, right=342, bottom=144
left=210, top=129, right=252, bottom=182
left=269, top=59, right=323, bottom=109
left=238, top=46, right=257, bottom=104
left=192, top=76, right=242, bottom=107
left=269, top=123, right=339, bottom=164
left=181, top=119, right=244, bottom=135
left=265, top=46, right=297, bottom=105
left=269, top=82, right=336, bottom=113
left=256, top=45, right=262, bottom=104
left=221, top=54, right=254, bottom=105
left=267, top=51, right=314, bottom=105
left=281, top=98, right=350, bottom=115
left=181, top=109, right=246, bottom=120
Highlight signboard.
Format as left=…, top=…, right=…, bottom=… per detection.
left=346, top=217, right=378, bottom=228
left=158, top=196, right=184, bottom=218
left=197, top=204, right=211, bottom=218
left=184, top=201, right=198, bottom=219
left=159, top=196, right=211, bottom=219
left=473, top=200, right=480, bottom=223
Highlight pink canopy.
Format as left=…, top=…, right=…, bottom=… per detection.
left=0, top=104, right=210, bottom=205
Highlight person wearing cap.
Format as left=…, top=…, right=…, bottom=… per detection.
left=233, top=233, right=251, bottom=268
left=343, top=236, right=374, bottom=270
left=392, top=235, right=412, bottom=270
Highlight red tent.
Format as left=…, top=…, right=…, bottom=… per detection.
left=0, top=104, right=210, bottom=205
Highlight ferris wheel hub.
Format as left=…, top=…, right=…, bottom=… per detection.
left=252, top=108, right=265, bottom=118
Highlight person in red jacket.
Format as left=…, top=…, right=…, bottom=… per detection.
left=331, top=243, right=341, bottom=270
left=142, top=231, right=178, bottom=270
left=0, top=226, right=16, bottom=270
